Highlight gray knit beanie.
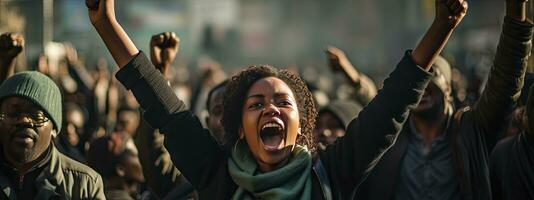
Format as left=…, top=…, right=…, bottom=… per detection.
left=319, top=100, right=363, bottom=128
left=431, top=56, right=452, bottom=97
left=0, top=71, right=62, bottom=131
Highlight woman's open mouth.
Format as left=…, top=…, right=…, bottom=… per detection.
left=259, top=122, right=285, bottom=152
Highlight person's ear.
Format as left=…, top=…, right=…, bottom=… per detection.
left=51, top=129, right=58, bottom=138
left=116, top=164, right=125, bottom=177
left=239, top=127, right=244, bottom=139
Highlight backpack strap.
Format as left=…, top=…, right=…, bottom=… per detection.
left=313, top=158, right=333, bottom=200
left=451, top=106, right=470, bottom=196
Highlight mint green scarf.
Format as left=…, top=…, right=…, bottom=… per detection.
left=228, top=140, right=312, bottom=200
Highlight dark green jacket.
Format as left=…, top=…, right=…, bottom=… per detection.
left=0, top=145, right=105, bottom=200
left=354, top=17, right=533, bottom=200
left=115, top=50, right=432, bottom=199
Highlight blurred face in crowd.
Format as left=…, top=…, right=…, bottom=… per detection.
left=207, top=87, right=225, bottom=144
left=118, top=139, right=144, bottom=184
left=0, top=97, right=55, bottom=167
left=115, top=110, right=140, bottom=137
left=412, top=82, right=447, bottom=120
left=241, top=77, right=300, bottom=172
left=314, top=111, right=345, bottom=148
left=64, top=108, right=84, bottom=146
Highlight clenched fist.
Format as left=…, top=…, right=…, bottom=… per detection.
left=150, top=32, right=180, bottom=77
left=435, top=0, right=468, bottom=28
left=86, top=0, right=115, bottom=27
left=0, top=33, right=24, bottom=60
left=326, top=46, right=352, bottom=73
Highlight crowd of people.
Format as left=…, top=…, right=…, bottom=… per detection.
left=0, top=0, right=532, bottom=199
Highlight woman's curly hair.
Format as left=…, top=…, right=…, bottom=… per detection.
left=222, top=65, right=318, bottom=153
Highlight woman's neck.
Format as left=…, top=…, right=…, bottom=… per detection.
left=258, top=156, right=289, bottom=173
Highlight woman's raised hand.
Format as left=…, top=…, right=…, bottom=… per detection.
left=87, top=0, right=116, bottom=27
left=435, top=0, right=469, bottom=29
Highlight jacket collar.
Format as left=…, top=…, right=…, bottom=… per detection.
left=0, top=145, right=67, bottom=200
left=35, top=145, right=68, bottom=200
left=0, top=144, right=52, bottom=199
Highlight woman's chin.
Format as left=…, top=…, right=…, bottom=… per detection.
left=256, top=146, right=293, bottom=172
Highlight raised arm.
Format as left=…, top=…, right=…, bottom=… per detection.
left=64, top=43, right=95, bottom=92
left=134, top=33, right=195, bottom=198
left=150, top=32, right=179, bottom=78
left=87, top=0, right=138, bottom=67
left=325, top=46, right=377, bottom=105
left=87, top=0, right=223, bottom=189
left=412, top=0, right=467, bottom=70
left=320, top=0, right=468, bottom=197
left=0, top=33, right=24, bottom=83
left=135, top=117, right=196, bottom=198
left=471, top=0, right=532, bottom=144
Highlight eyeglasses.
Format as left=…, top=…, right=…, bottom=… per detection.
left=0, top=112, right=50, bottom=128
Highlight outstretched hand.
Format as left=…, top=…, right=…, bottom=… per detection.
left=435, top=0, right=468, bottom=28
left=0, top=33, right=24, bottom=60
left=150, top=32, right=180, bottom=77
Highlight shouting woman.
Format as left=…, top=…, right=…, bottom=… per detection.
left=86, top=0, right=467, bottom=199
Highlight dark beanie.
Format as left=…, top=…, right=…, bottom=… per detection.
left=0, top=71, right=62, bottom=130
left=431, top=56, right=452, bottom=97
left=319, top=100, right=363, bottom=128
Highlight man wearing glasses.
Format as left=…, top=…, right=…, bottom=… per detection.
left=0, top=71, right=105, bottom=199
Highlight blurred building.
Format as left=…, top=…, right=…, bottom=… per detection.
left=0, top=0, right=515, bottom=81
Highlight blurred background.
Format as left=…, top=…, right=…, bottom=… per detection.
left=0, top=0, right=531, bottom=84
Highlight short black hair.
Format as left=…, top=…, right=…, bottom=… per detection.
left=206, top=80, right=228, bottom=110
left=222, top=65, right=317, bottom=152
left=87, top=134, right=130, bottom=179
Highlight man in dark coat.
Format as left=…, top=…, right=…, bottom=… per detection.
left=490, top=77, right=534, bottom=200
left=354, top=0, right=533, bottom=199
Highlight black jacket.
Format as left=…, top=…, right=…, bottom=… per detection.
left=135, top=117, right=197, bottom=199
left=490, top=132, right=534, bottom=200
left=115, top=50, right=432, bottom=199
left=354, top=17, right=533, bottom=200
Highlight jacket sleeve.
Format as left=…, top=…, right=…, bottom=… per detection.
left=90, top=174, right=106, bottom=200
left=135, top=116, right=196, bottom=198
left=320, top=51, right=432, bottom=197
left=471, top=17, right=533, bottom=147
left=115, top=52, right=223, bottom=189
